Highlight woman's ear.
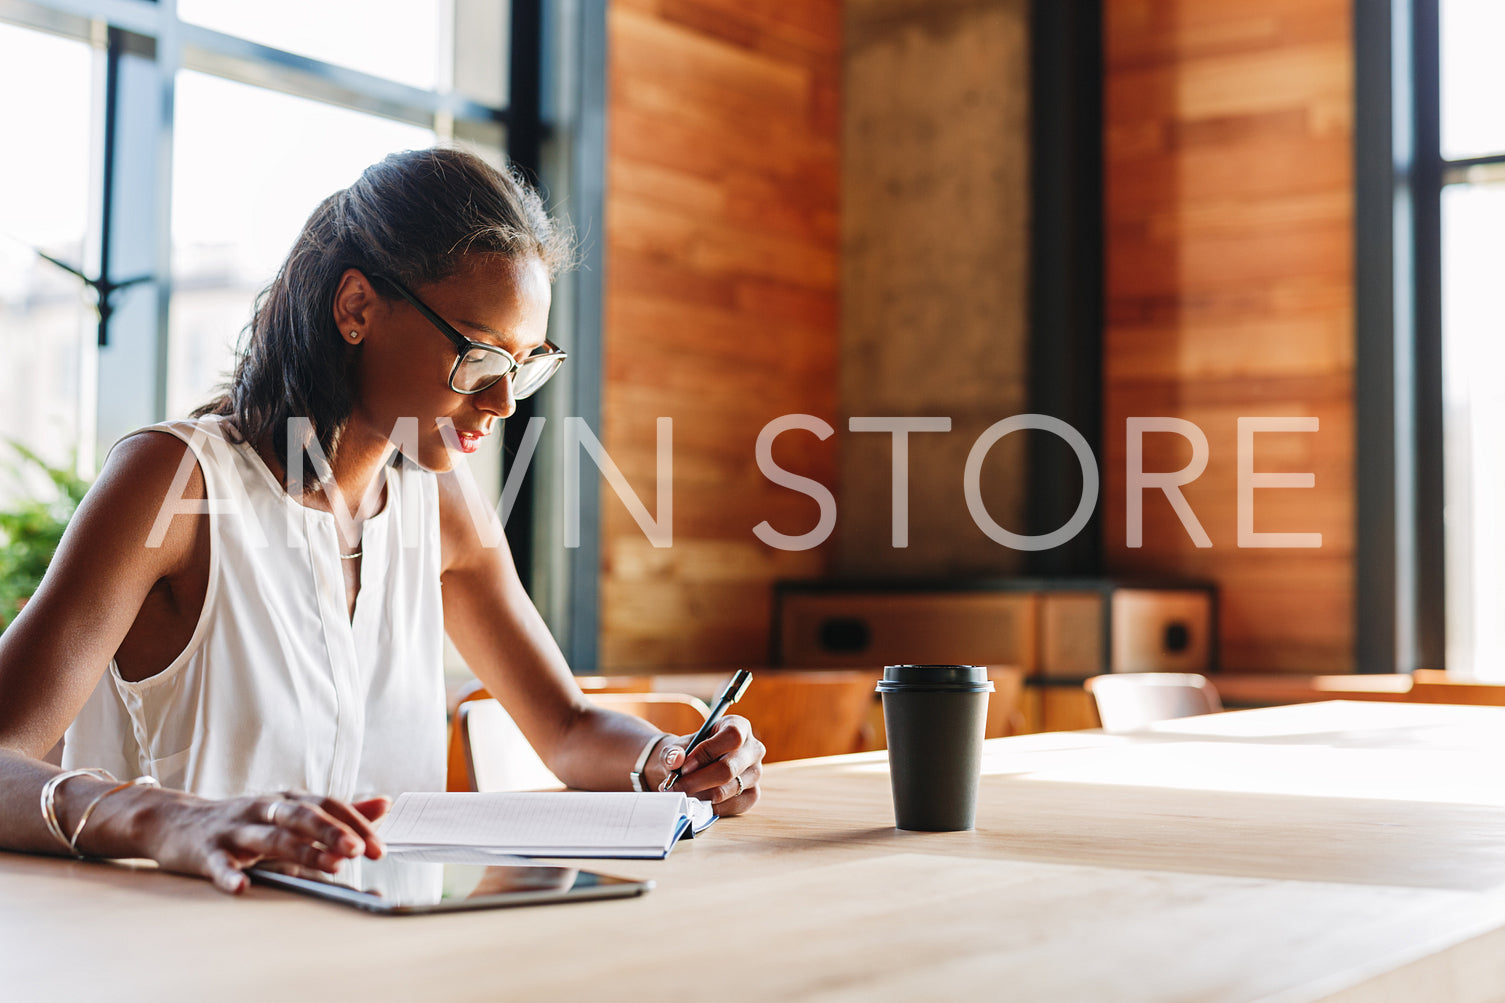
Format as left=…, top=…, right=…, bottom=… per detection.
left=332, top=268, right=380, bottom=340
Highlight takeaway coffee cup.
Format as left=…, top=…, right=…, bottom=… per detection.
left=877, top=665, right=994, bottom=831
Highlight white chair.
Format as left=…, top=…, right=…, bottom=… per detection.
left=1084, top=673, right=1223, bottom=733
left=458, top=698, right=562, bottom=793
left=450, top=687, right=710, bottom=793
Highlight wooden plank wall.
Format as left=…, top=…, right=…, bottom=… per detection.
left=601, top=1, right=842, bottom=669
left=1103, top=0, right=1355, bottom=672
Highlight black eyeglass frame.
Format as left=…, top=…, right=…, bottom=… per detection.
left=372, top=274, right=567, bottom=397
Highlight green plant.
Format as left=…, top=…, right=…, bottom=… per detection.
left=0, top=443, right=89, bottom=634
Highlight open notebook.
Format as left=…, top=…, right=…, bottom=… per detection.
left=376, top=791, right=717, bottom=860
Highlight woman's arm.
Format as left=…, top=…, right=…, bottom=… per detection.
left=0, top=434, right=383, bottom=889
left=436, top=469, right=763, bottom=813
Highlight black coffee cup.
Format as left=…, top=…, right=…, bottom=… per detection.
left=877, top=665, right=994, bottom=831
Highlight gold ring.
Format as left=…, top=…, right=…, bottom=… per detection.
left=734, top=774, right=745, bottom=797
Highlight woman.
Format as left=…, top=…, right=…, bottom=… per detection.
left=0, top=148, right=764, bottom=893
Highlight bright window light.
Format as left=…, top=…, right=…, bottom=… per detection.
left=168, top=70, right=435, bottom=417
left=1441, top=0, right=1505, bottom=160
left=1441, top=182, right=1505, bottom=678
left=1440, top=0, right=1505, bottom=679
left=177, top=0, right=450, bottom=92
left=0, top=22, right=94, bottom=480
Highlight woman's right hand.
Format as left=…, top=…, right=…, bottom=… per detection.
left=119, top=789, right=390, bottom=894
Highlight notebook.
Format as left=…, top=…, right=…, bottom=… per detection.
left=377, top=791, right=717, bottom=859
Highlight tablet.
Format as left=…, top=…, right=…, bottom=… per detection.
left=249, top=857, right=652, bottom=915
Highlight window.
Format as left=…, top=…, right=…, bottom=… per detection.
left=0, top=0, right=607, bottom=667
left=168, top=72, right=436, bottom=417
left=176, top=0, right=457, bottom=94
left=1438, top=0, right=1505, bottom=677
left=1364, top=0, right=1505, bottom=677
left=0, top=21, right=94, bottom=486
left=0, top=0, right=514, bottom=465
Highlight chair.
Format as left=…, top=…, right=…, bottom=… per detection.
left=456, top=697, right=561, bottom=792
left=734, top=670, right=881, bottom=763
left=983, top=666, right=1027, bottom=738
left=577, top=675, right=656, bottom=694
left=446, top=682, right=709, bottom=792
left=591, top=692, right=710, bottom=735
left=1405, top=669, right=1505, bottom=706
left=1084, top=673, right=1223, bottom=733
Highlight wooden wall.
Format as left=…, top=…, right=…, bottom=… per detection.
left=600, top=1, right=842, bottom=669
left=1103, top=0, right=1355, bottom=672
left=840, top=0, right=1032, bottom=580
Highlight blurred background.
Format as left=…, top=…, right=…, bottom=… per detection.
left=0, top=1, right=1496, bottom=703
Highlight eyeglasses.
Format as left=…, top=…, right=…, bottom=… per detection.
left=374, top=275, right=566, bottom=397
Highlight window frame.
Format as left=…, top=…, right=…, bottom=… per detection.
left=1354, top=0, right=1446, bottom=674
left=0, top=0, right=607, bottom=667
left=1413, top=0, right=1505, bottom=676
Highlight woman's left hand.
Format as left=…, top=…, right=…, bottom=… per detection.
left=656, top=714, right=764, bottom=816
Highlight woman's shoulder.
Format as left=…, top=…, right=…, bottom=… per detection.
left=109, top=415, right=257, bottom=486
left=94, top=424, right=210, bottom=512
left=46, top=421, right=212, bottom=584
left=113, top=414, right=232, bottom=454
left=88, top=419, right=240, bottom=525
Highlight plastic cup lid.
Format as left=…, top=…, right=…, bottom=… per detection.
left=876, top=664, right=994, bottom=692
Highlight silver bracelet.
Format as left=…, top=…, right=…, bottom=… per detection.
left=39, top=768, right=116, bottom=857
left=630, top=733, right=670, bottom=793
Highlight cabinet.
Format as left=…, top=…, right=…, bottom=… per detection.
left=774, top=580, right=1217, bottom=732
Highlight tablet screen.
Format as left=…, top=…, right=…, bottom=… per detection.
left=249, top=856, right=651, bottom=915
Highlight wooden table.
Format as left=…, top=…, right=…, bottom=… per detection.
left=1213, top=673, right=1417, bottom=707
left=8, top=701, right=1505, bottom=1001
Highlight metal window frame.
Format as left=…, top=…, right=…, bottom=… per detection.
left=1354, top=0, right=1446, bottom=674
left=502, top=0, right=543, bottom=599
left=562, top=0, right=606, bottom=673
left=524, top=0, right=605, bottom=672
left=0, top=0, right=510, bottom=127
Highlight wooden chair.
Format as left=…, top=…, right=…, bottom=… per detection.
left=446, top=682, right=709, bottom=792
left=734, top=670, right=881, bottom=763
left=1084, top=673, right=1223, bottom=733
left=577, top=675, right=656, bottom=695
left=983, top=666, right=1027, bottom=738
left=1405, top=669, right=1505, bottom=706
left=455, top=697, right=561, bottom=793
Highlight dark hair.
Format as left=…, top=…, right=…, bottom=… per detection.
left=195, top=146, right=571, bottom=474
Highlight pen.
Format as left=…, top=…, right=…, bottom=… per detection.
left=660, top=669, right=753, bottom=792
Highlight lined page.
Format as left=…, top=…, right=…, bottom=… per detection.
left=379, top=792, right=690, bottom=855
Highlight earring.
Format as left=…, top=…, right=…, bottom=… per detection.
left=347, top=331, right=360, bottom=344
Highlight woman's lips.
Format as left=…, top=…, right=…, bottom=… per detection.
left=454, top=429, right=486, bottom=454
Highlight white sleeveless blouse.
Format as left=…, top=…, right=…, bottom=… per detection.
left=63, top=416, right=447, bottom=800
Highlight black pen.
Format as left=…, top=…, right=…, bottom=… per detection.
left=661, top=669, right=753, bottom=792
